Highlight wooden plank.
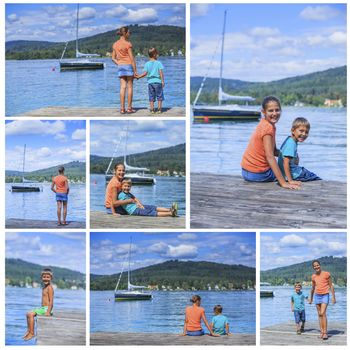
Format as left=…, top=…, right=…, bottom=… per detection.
left=90, top=211, right=186, bottom=229
left=90, top=332, right=256, bottom=345
left=261, top=321, right=346, bottom=345
left=37, top=310, right=86, bottom=345
left=5, top=218, right=85, bottom=229
left=191, top=174, right=346, bottom=229
left=14, top=106, right=185, bottom=118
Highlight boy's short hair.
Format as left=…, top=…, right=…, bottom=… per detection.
left=41, top=268, right=53, bottom=277
left=292, top=117, right=310, bottom=131
left=148, top=47, right=158, bottom=58
left=58, top=166, right=65, bottom=174
left=294, top=282, right=302, bottom=287
left=214, top=305, right=223, bottom=313
left=121, top=179, right=132, bottom=185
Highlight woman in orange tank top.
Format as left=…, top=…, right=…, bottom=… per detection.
left=309, top=260, right=336, bottom=340
left=112, top=26, right=138, bottom=114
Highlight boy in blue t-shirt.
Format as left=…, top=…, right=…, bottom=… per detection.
left=278, top=117, right=321, bottom=182
left=136, top=47, right=165, bottom=114
left=210, top=305, right=231, bottom=335
left=291, top=282, right=308, bottom=335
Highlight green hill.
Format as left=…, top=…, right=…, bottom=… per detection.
left=91, top=143, right=185, bottom=175
left=90, top=260, right=255, bottom=291
left=261, top=256, right=347, bottom=286
left=6, top=24, right=185, bottom=60
left=6, top=258, right=86, bottom=289
left=6, top=160, right=85, bottom=183
left=191, top=66, right=346, bottom=107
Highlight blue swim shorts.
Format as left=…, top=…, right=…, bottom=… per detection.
left=118, top=64, right=134, bottom=77
left=186, top=330, right=204, bottom=336
left=56, top=193, right=68, bottom=202
left=314, top=293, right=329, bottom=305
left=294, top=310, right=305, bottom=323
left=294, top=167, right=321, bottom=182
left=148, top=83, right=164, bottom=102
left=241, top=168, right=276, bottom=182
left=132, top=204, right=157, bottom=217
left=105, top=207, right=128, bottom=215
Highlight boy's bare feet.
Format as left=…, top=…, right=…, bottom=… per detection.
left=23, top=332, right=35, bottom=341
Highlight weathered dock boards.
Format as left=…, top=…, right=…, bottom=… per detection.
left=37, top=310, right=86, bottom=345
left=90, top=211, right=185, bottom=229
left=90, top=332, right=255, bottom=345
left=261, top=321, right=346, bottom=345
left=191, top=174, right=346, bottom=229
left=14, top=106, right=185, bottom=118
left=6, top=218, right=85, bottom=229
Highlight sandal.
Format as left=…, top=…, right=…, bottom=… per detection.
left=126, top=108, right=136, bottom=113
left=120, top=109, right=126, bottom=114
left=322, top=333, right=328, bottom=340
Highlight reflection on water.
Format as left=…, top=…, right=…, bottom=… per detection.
left=260, top=286, right=346, bottom=328
left=91, top=290, right=255, bottom=334
left=191, top=107, right=346, bottom=182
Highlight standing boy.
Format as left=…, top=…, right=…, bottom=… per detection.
left=291, top=282, right=308, bottom=335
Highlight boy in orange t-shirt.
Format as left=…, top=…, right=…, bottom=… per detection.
left=51, top=166, right=69, bottom=226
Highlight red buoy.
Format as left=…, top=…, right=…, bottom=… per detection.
left=204, top=116, right=210, bottom=123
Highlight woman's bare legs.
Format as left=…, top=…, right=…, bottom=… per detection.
left=126, top=76, right=134, bottom=110
left=119, top=77, right=127, bottom=111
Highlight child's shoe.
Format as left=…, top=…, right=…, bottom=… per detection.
left=150, top=109, right=155, bottom=114
left=300, top=325, right=305, bottom=333
left=156, top=109, right=162, bottom=114
left=297, top=330, right=301, bottom=335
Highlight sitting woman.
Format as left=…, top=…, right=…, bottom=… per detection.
left=182, top=295, right=217, bottom=336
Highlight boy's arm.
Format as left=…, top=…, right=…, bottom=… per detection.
left=226, top=322, right=231, bottom=335
left=283, top=157, right=301, bottom=186
left=291, top=297, right=294, bottom=311
left=263, top=135, right=300, bottom=190
left=45, top=286, right=54, bottom=316
left=329, top=275, right=336, bottom=304
left=159, top=69, right=164, bottom=87
left=137, top=71, right=147, bottom=79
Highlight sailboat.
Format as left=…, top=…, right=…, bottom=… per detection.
left=114, top=238, right=152, bottom=301
left=192, top=11, right=260, bottom=123
left=59, top=4, right=105, bottom=71
left=105, top=126, right=155, bottom=185
left=11, top=145, right=41, bottom=192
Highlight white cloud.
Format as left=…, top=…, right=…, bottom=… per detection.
left=72, top=129, right=86, bottom=141
left=106, top=5, right=128, bottom=18
left=7, top=14, right=19, bottom=23
left=329, top=31, right=346, bottom=45
left=178, top=233, right=197, bottom=241
left=149, top=242, right=198, bottom=259
left=6, top=120, right=65, bottom=136
left=123, top=8, right=158, bottom=24
left=79, top=7, right=96, bottom=20
left=250, top=27, right=280, bottom=37
left=280, top=234, right=306, bottom=247
left=191, top=4, right=210, bottom=17
left=300, top=6, right=340, bottom=21
left=37, top=147, right=52, bottom=158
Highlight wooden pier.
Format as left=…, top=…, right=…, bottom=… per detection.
left=36, top=310, right=86, bottom=345
left=14, top=106, right=185, bottom=118
left=191, top=174, right=346, bottom=229
left=90, top=211, right=186, bottom=229
left=6, top=218, right=85, bottom=229
left=261, top=321, right=346, bottom=345
left=90, top=332, right=255, bottom=345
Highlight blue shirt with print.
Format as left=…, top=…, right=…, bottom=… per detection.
left=278, top=136, right=303, bottom=179
left=211, top=314, right=229, bottom=335
left=291, top=291, right=308, bottom=311
left=143, top=60, right=164, bottom=84
left=118, top=191, right=137, bottom=214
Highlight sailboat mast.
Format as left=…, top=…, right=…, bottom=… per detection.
left=22, top=144, right=26, bottom=183
left=76, top=4, right=79, bottom=58
left=128, top=237, right=131, bottom=290
left=219, top=10, right=227, bottom=106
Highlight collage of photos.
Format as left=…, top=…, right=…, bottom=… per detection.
left=3, top=1, right=348, bottom=349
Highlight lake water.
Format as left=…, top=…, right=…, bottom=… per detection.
left=6, top=57, right=185, bottom=116
left=90, top=174, right=186, bottom=216
left=5, top=183, right=85, bottom=222
left=90, top=290, right=255, bottom=334
left=260, top=286, right=347, bottom=328
left=5, top=286, right=86, bottom=345
left=191, top=107, right=346, bottom=182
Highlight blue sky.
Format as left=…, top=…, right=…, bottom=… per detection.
left=5, top=120, right=86, bottom=172
left=90, top=120, right=185, bottom=157
left=90, top=232, right=256, bottom=275
left=191, top=3, right=346, bottom=81
left=6, top=232, right=86, bottom=273
left=260, top=232, right=347, bottom=271
left=6, top=3, right=185, bottom=42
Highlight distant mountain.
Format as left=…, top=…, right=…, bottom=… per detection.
left=261, top=256, right=347, bottom=286
left=90, top=260, right=256, bottom=291
left=6, top=258, right=85, bottom=289
left=6, top=160, right=85, bottom=182
left=6, top=24, right=185, bottom=60
left=191, top=66, right=346, bottom=107
left=91, top=143, right=185, bottom=175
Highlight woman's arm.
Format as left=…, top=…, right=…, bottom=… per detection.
left=263, top=135, right=300, bottom=189
left=202, top=312, right=217, bottom=336
left=128, top=47, right=137, bottom=75
left=182, top=313, right=188, bottom=335
left=329, top=275, right=336, bottom=304
left=309, top=279, right=315, bottom=304
left=111, top=46, right=118, bottom=66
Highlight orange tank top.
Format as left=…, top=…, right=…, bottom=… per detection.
left=312, top=271, right=331, bottom=295
left=105, top=177, right=122, bottom=208
left=53, top=175, right=68, bottom=193
left=241, top=118, right=276, bottom=172
left=113, top=39, right=132, bottom=65
left=185, top=305, right=204, bottom=331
